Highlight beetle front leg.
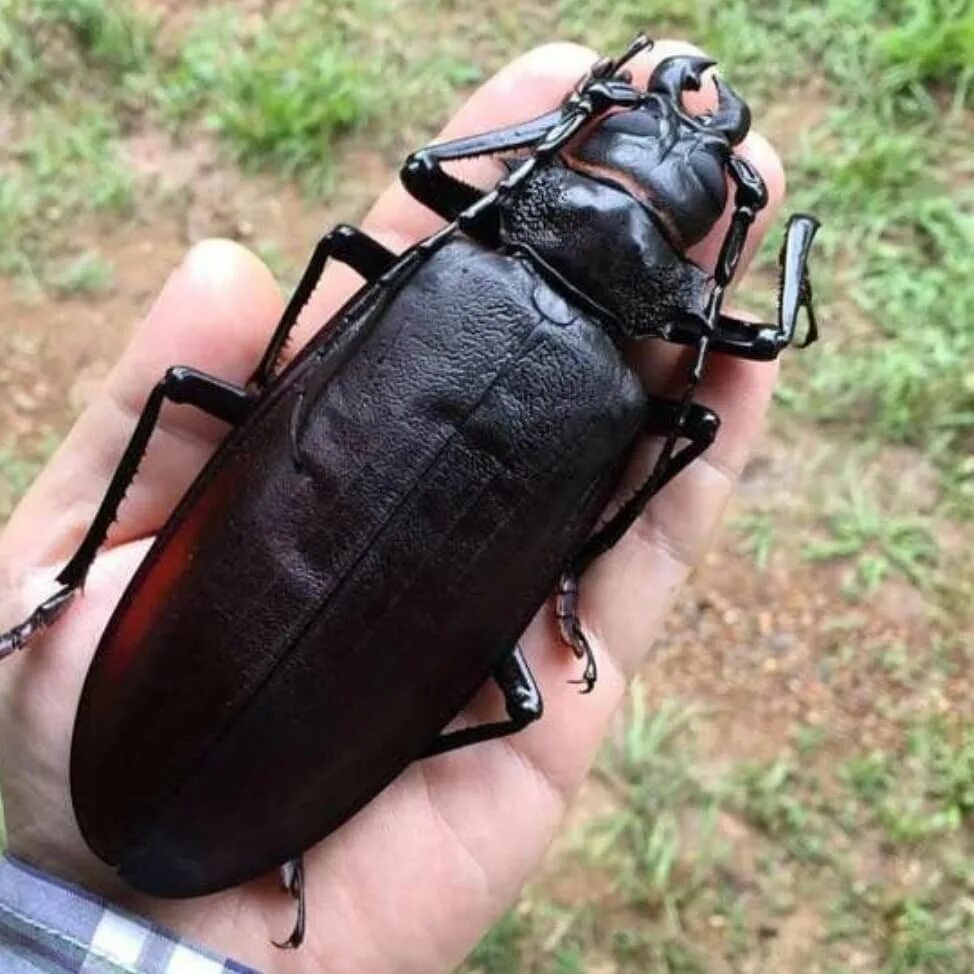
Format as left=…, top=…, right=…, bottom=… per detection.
left=661, top=212, right=820, bottom=362
left=709, top=212, right=820, bottom=359
left=400, top=108, right=566, bottom=223
left=0, top=367, right=254, bottom=660
left=423, top=646, right=542, bottom=757
left=249, top=224, right=397, bottom=389
left=401, top=67, right=644, bottom=226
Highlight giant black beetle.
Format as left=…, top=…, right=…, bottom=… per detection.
left=0, top=36, right=819, bottom=948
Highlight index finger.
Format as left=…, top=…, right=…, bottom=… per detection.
left=293, top=42, right=602, bottom=347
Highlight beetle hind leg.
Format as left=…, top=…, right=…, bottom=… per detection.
left=272, top=856, right=307, bottom=950
left=555, top=573, right=597, bottom=694
left=423, top=646, right=542, bottom=757
left=0, top=367, right=253, bottom=660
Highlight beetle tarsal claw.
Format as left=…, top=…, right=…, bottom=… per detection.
left=568, top=646, right=598, bottom=695
left=0, top=585, right=75, bottom=660
left=272, top=857, right=306, bottom=950
left=554, top=573, right=598, bottom=693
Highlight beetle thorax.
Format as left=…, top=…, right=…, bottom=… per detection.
left=497, top=159, right=712, bottom=340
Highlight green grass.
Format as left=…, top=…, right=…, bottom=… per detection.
left=463, top=700, right=974, bottom=972
left=833, top=719, right=974, bottom=972
left=46, top=249, right=114, bottom=297
left=0, top=0, right=154, bottom=102
left=585, top=694, right=720, bottom=911
left=880, top=0, right=974, bottom=100
left=559, top=0, right=974, bottom=515
left=460, top=689, right=731, bottom=972
left=0, top=443, right=50, bottom=521
left=158, top=3, right=382, bottom=195
left=732, top=511, right=777, bottom=572
left=0, top=0, right=382, bottom=280
left=464, top=909, right=534, bottom=974
left=0, top=101, right=133, bottom=283
left=4, top=0, right=971, bottom=491
left=731, top=758, right=832, bottom=864
left=803, top=474, right=940, bottom=598
left=0, top=5, right=971, bottom=969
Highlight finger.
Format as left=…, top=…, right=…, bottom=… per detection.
left=0, top=241, right=284, bottom=571
left=289, top=41, right=603, bottom=351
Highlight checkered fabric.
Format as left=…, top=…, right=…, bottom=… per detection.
left=0, top=855, right=258, bottom=973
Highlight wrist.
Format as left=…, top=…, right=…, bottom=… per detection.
left=0, top=854, right=257, bottom=973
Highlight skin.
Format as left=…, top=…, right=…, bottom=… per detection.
left=0, top=39, right=787, bottom=974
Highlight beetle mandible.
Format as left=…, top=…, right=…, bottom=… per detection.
left=0, top=36, right=820, bottom=948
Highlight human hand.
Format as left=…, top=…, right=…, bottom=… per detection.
left=0, top=39, right=784, bottom=974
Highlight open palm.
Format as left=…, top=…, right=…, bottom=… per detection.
left=0, top=40, right=785, bottom=974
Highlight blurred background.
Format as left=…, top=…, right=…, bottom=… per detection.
left=0, top=1, right=971, bottom=970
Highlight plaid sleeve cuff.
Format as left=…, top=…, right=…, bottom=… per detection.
left=0, top=854, right=259, bottom=973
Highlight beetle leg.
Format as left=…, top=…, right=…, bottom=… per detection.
left=553, top=396, right=716, bottom=691
left=570, top=398, right=721, bottom=577
left=250, top=224, right=397, bottom=389
left=711, top=212, right=820, bottom=358
left=402, top=67, right=644, bottom=227
left=401, top=109, right=566, bottom=222
left=454, top=78, right=645, bottom=248
left=423, top=646, right=543, bottom=757
left=555, top=572, right=596, bottom=693
left=660, top=213, right=820, bottom=361
left=0, top=587, right=74, bottom=661
left=0, top=367, right=253, bottom=660
left=272, top=856, right=307, bottom=950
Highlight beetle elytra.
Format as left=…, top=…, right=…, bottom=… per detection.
left=0, top=36, right=819, bottom=948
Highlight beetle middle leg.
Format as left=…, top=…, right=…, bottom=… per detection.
left=423, top=646, right=542, bottom=757
left=555, top=572, right=597, bottom=693
left=553, top=398, right=720, bottom=690
left=571, top=398, right=720, bottom=577
left=0, top=367, right=253, bottom=659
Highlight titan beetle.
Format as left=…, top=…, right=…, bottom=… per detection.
left=0, top=37, right=819, bottom=948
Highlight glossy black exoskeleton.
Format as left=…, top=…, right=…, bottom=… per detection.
left=0, top=37, right=819, bottom=948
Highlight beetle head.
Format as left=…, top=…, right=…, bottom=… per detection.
left=565, top=54, right=752, bottom=249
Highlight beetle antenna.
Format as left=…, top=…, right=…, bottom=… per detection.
left=579, top=33, right=654, bottom=95
left=613, top=33, right=654, bottom=74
